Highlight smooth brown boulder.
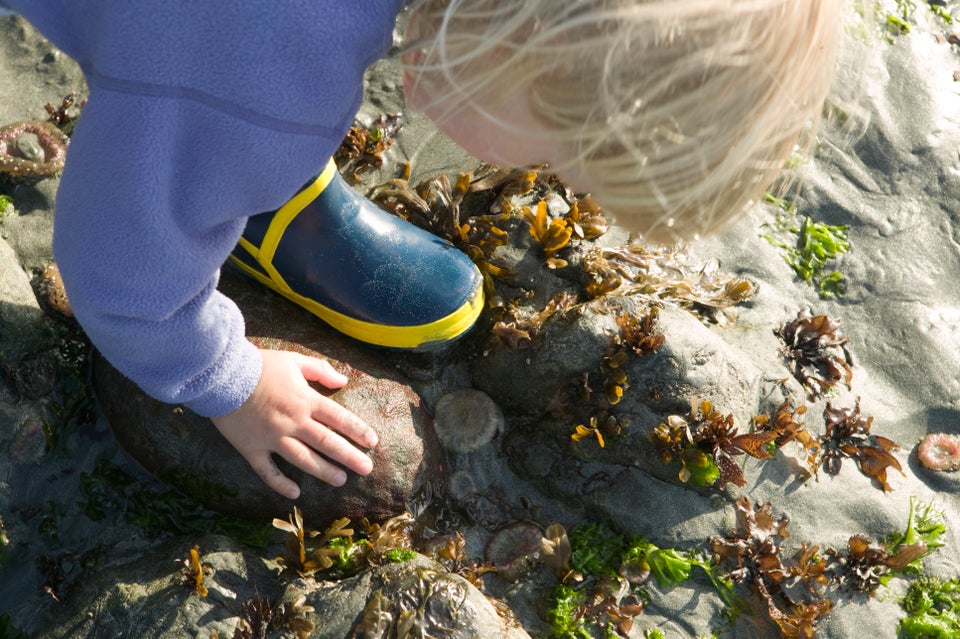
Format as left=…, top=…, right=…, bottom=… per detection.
left=93, top=268, right=446, bottom=525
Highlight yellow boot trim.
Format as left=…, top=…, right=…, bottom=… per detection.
left=229, top=160, right=484, bottom=348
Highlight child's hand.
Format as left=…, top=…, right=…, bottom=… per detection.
left=210, top=349, right=378, bottom=500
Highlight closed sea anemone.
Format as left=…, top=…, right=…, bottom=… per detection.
left=0, top=119, right=69, bottom=181
left=484, top=522, right=543, bottom=581
left=432, top=389, right=505, bottom=453
left=917, top=433, right=960, bottom=472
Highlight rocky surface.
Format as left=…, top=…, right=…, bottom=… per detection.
left=94, top=269, right=447, bottom=526
left=4, top=5, right=960, bottom=639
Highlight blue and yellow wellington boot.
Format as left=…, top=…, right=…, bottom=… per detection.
left=229, top=159, right=484, bottom=349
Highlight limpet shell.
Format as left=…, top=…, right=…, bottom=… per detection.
left=433, top=389, right=504, bottom=453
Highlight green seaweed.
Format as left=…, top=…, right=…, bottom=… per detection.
left=325, top=536, right=366, bottom=575
left=549, top=583, right=592, bottom=639
left=622, top=539, right=741, bottom=610
left=548, top=523, right=739, bottom=637
left=899, top=576, right=960, bottom=638
left=384, top=547, right=417, bottom=563
left=41, top=330, right=95, bottom=455
left=0, top=614, right=28, bottom=639
left=761, top=209, right=850, bottom=298
left=79, top=459, right=273, bottom=547
left=570, top=523, right=625, bottom=577
left=886, top=497, right=946, bottom=577
left=0, top=194, right=14, bottom=217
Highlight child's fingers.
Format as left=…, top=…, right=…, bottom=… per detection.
left=277, top=435, right=360, bottom=484
left=311, top=394, right=379, bottom=450
left=296, top=410, right=375, bottom=476
left=295, top=353, right=348, bottom=389
left=247, top=453, right=302, bottom=500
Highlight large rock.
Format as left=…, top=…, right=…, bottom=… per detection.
left=287, top=554, right=530, bottom=638
left=33, top=535, right=282, bottom=639
left=94, top=269, right=447, bottom=525
left=33, top=536, right=528, bottom=639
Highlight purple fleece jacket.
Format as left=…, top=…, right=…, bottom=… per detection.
left=7, top=1, right=406, bottom=417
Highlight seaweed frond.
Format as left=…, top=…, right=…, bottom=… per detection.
left=775, top=310, right=852, bottom=400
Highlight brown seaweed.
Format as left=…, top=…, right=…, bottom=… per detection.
left=334, top=114, right=402, bottom=182
left=274, top=594, right=316, bottom=639
left=826, top=534, right=926, bottom=594
left=586, top=245, right=755, bottom=324
left=44, top=92, right=86, bottom=135
left=819, top=399, right=902, bottom=491
left=181, top=545, right=211, bottom=597
left=753, top=399, right=821, bottom=476
left=652, top=399, right=776, bottom=488
left=233, top=596, right=272, bottom=639
left=775, top=310, right=853, bottom=400
left=522, top=200, right=573, bottom=268
left=710, top=499, right=833, bottom=639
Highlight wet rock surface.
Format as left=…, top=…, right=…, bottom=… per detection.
left=94, top=269, right=447, bottom=526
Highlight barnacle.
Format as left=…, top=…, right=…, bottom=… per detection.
left=334, top=113, right=402, bottom=182
left=775, top=310, right=853, bottom=400
left=819, top=399, right=903, bottom=491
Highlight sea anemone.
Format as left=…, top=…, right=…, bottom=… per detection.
left=432, top=389, right=504, bottom=453
left=484, top=522, right=543, bottom=581
left=917, top=433, right=960, bottom=472
left=0, top=119, right=68, bottom=181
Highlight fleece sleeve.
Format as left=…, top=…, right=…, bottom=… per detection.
left=53, top=87, right=333, bottom=418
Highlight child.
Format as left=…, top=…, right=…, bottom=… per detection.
left=1, top=1, right=842, bottom=500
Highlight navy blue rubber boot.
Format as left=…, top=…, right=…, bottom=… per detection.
left=229, top=160, right=484, bottom=349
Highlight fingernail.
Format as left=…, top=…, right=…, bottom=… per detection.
left=333, top=471, right=347, bottom=486
left=287, top=485, right=301, bottom=500
left=367, top=430, right=379, bottom=448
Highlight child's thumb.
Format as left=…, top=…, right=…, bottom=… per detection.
left=296, top=353, right=349, bottom=388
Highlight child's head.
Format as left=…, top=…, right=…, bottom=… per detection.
left=402, top=0, right=844, bottom=242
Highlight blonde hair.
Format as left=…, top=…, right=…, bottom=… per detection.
left=402, top=0, right=844, bottom=242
